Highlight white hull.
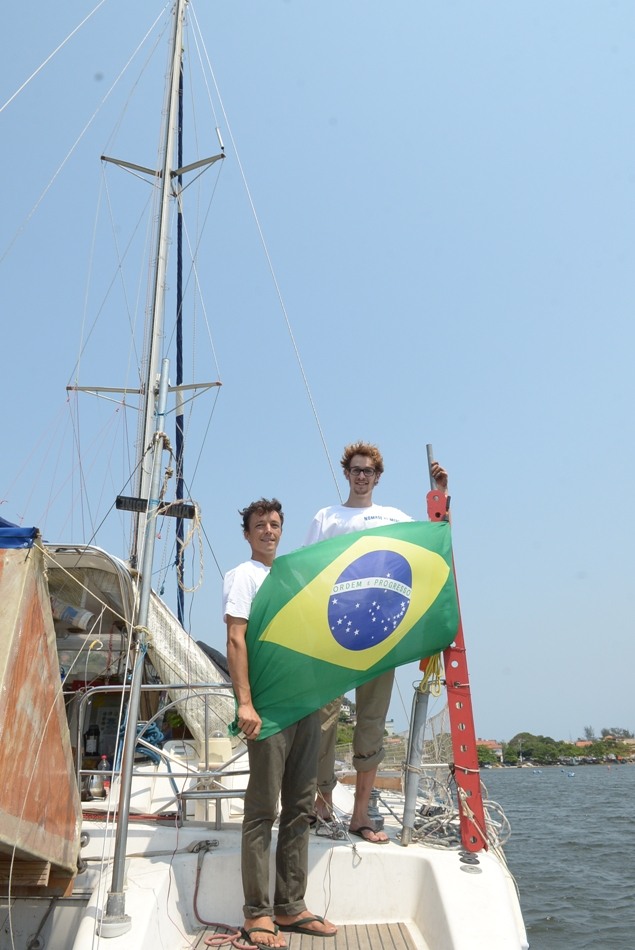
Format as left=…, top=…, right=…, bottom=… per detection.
left=4, top=801, right=527, bottom=950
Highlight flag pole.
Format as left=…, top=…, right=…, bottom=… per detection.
left=426, top=443, right=438, bottom=489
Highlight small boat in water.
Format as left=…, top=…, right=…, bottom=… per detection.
left=0, top=3, right=527, bottom=948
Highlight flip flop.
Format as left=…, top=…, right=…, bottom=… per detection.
left=348, top=825, right=390, bottom=845
left=240, top=926, right=287, bottom=950
left=275, top=915, right=336, bottom=937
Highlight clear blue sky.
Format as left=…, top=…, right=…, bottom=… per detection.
left=2, top=1, right=634, bottom=743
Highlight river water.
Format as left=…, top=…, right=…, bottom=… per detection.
left=482, top=764, right=635, bottom=949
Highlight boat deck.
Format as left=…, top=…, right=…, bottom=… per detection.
left=194, top=923, right=418, bottom=950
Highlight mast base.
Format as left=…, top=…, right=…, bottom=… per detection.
left=99, top=892, right=132, bottom=937
left=98, top=915, right=132, bottom=938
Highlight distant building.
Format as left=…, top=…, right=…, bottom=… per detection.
left=340, top=698, right=353, bottom=720
left=477, top=738, right=503, bottom=761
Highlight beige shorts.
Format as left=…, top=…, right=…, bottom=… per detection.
left=352, top=669, right=395, bottom=772
left=317, top=669, right=395, bottom=792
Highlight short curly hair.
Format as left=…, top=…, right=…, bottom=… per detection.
left=340, top=441, right=384, bottom=475
left=239, top=498, right=284, bottom=533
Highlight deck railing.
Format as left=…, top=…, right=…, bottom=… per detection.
left=70, top=682, right=247, bottom=826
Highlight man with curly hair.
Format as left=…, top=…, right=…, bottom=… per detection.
left=305, top=443, right=448, bottom=844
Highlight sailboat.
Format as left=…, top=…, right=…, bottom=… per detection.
left=0, top=2, right=528, bottom=947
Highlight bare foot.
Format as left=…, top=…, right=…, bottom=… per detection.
left=274, top=911, right=337, bottom=936
left=242, top=916, right=287, bottom=949
left=314, top=793, right=333, bottom=821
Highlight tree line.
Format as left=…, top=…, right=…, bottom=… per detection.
left=478, top=727, right=634, bottom=766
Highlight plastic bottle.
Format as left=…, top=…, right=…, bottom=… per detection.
left=98, top=755, right=111, bottom=794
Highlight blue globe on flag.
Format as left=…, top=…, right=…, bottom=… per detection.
left=327, top=550, right=412, bottom=651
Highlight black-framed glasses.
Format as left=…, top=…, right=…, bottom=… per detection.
left=349, top=466, right=376, bottom=477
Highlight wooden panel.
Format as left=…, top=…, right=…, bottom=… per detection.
left=0, top=856, right=50, bottom=886
left=339, top=771, right=403, bottom=791
left=0, top=544, right=82, bottom=874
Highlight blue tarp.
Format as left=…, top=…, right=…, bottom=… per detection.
left=0, top=516, right=38, bottom=549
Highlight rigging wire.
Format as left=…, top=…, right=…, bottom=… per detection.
left=189, top=3, right=343, bottom=501
left=72, top=166, right=154, bottom=387
left=3, top=0, right=342, bottom=570
left=0, top=6, right=170, bottom=269
left=4, top=2, right=343, bottom=553
left=64, top=391, right=145, bottom=549
left=0, top=0, right=110, bottom=116
left=171, top=172, right=227, bottom=383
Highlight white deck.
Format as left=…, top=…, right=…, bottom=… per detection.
left=7, top=799, right=527, bottom=950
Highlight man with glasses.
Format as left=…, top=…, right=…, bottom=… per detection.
left=305, top=442, right=448, bottom=843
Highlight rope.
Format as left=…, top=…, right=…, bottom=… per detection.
left=175, top=501, right=204, bottom=594
left=419, top=654, right=443, bottom=696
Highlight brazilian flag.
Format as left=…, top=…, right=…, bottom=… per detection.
left=238, top=520, right=459, bottom=739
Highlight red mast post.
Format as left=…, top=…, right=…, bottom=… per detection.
left=423, top=453, right=487, bottom=852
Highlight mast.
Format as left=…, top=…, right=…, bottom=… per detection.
left=101, top=362, right=172, bottom=936
left=100, top=1, right=186, bottom=936
left=129, top=0, right=186, bottom=571
left=175, top=61, right=186, bottom=624
left=99, top=1, right=225, bottom=934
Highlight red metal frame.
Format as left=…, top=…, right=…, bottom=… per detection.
left=422, top=488, right=488, bottom=852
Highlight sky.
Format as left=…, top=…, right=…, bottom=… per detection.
left=2, top=0, right=634, bottom=744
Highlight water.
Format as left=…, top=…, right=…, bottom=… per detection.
left=482, top=764, right=635, bottom=949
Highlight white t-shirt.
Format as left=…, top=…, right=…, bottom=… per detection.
left=304, top=503, right=412, bottom=545
left=222, top=559, right=270, bottom=621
